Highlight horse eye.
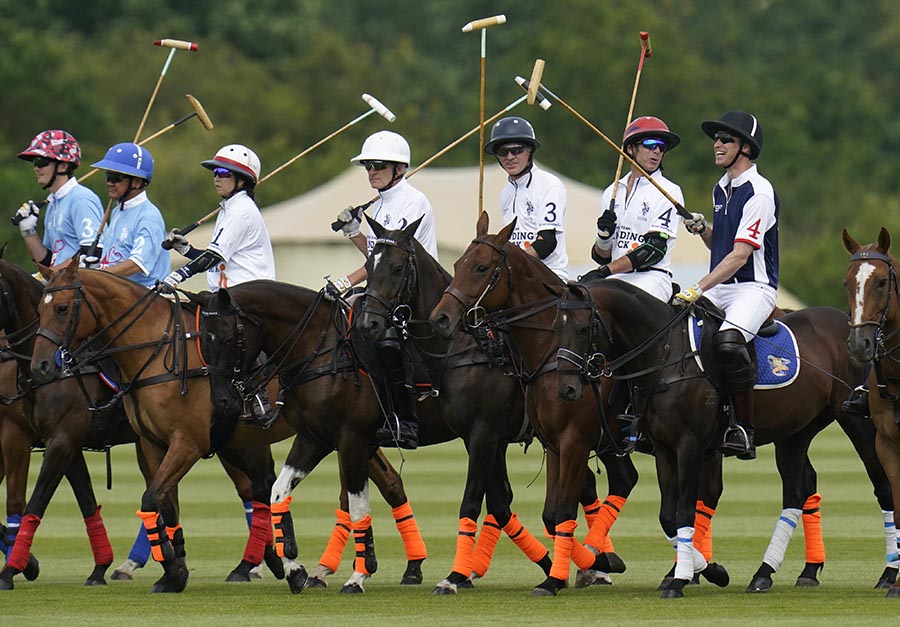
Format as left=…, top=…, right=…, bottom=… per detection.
left=876, top=278, right=889, bottom=289
left=475, top=264, right=489, bottom=273
left=55, top=304, right=69, bottom=315
left=392, top=265, right=404, bottom=276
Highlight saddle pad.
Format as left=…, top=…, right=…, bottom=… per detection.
left=689, top=314, right=800, bottom=390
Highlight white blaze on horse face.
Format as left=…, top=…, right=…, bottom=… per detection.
left=348, top=483, right=371, bottom=522
left=270, top=465, right=307, bottom=504
left=851, top=262, right=877, bottom=325
left=372, top=250, right=383, bottom=271
left=43, top=293, right=53, bottom=305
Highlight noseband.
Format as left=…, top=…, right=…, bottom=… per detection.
left=443, top=236, right=512, bottom=330
left=35, top=278, right=98, bottom=372
left=555, top=289, right=613, bottom=381
left=848, top=249, right=900, bottom=359
left=362, top=236, right=416, bottom=335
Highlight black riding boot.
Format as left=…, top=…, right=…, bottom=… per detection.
left=842, top=385, right=870, bottom=418
left=721, top=389, right=755, bottom=460
left=374, top=329, right=419, bottom=449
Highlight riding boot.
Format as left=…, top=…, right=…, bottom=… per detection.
left=841, top=385, right=870, bottom=418
left=374, top=329, right=418, bottom=449
left=241, top=355, right=280, bottom=428
left=721, top=389, right=755, bottom=460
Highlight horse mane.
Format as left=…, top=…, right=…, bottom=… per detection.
left=224, top=280, right=320, bottom=323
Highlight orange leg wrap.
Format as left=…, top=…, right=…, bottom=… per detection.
left=271, top=496, right=294, bottom=559
left=583, top=495, right=626, bottom=553
left=319, top=508, right=352, bottom=573
left=392, top=501, right=427, bottom=560
left=693, top=501, right=716, bottom=561
left=570, top=534, right=598, bottom=570
left=503, top=513, right=549, bottom=564
left=548, top=519, right=577, bottom=581
left=802, top=493, right=825, bottom=563
left=582, top=498, right=602, bottom=530
left=451, top=517, right=478, bottom=577
left=352, top=515, right=375, bottom=575
left=137, top=510, right=170, bottom=563
left=471, top=515, right=502, bottom=578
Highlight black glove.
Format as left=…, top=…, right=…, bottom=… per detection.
left=596, top=209, right=617, bottom=240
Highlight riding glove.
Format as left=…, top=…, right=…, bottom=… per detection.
left=595, top=209, right=617, bottom=251
left=13, top=201, right=40, bottom=237
left=675, top=283, right=703, bottom=304
left=79, top=245, right=103, bottom=269
left=684, top=212, right=709, bottom=235
left=165, top=229, right=191, bottom=255
left=159, top=268, right=190, bottom=294
left=323, top=275, right=353, bottom=301
left=335, top=206, right=361, bottom=238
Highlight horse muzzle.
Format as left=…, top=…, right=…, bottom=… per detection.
left=847, top=327, right=877, bottom=363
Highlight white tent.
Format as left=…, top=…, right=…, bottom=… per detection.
left=180, top=164, right=803, bottom=309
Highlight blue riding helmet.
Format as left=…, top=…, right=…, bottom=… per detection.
left=91, top=143, right=155, bottom=183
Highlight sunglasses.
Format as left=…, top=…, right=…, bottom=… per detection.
left=106, top=172, right=129, bottom=184
left=32, top=157, right=53, bottom=168
left=495, top=145, right=527, bottom=158
left=361, top=160, right=391, bottom=171
left=639, top=138, right=667, bottom=152
left=714, top=131, right=735, bottom=144
left=212, top=167, right=233, bottom=178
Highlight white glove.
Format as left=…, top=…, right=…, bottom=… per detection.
left=14, top=201, right=40, bottom=237
left=323, top=275, right=353, bottom=301
left=675, top=283, right=703, bottom=305
left=79, top=245, right=103, bottom=269
left=165, top=229, right=191, bottom=255
left=159, top=268, right=189, bottom=294
left=684, top=212, right=709, bottom=235
left=336, top=206, right=361, bottom=238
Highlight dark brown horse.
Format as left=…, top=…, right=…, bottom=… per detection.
left=842, top=227, right=900, bottom=598
left=430, top=213, right=895, bottom=597
left=552, top=268, right=896, bottom=596
left=200, top=273, right=559, bottom=594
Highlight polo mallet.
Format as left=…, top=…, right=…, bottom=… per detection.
left=133, top=38, right=199, bottom=143
left=330, top=86, right=551, bottom=232
left=528, top=78, right=692, bottom=219
left=608, top=31, right=652, bottom=213
left=165, top=93, right=396, bottom=248
left=462, top=14, right=507, bottom=220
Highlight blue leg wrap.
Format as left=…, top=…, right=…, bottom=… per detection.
left=128, top=525, right=152, bottom=566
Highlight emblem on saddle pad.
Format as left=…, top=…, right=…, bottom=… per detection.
left=688, top=314, right=800, bottom=390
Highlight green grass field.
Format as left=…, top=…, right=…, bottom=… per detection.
left=4, top=422, right=900, bottom=625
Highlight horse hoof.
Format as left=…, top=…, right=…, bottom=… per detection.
left=458, top=578, right=474, bottom=589
left=225, top=570, right=251, bottom=583
left=0, top=578, right=12, bottom=591
left=110, top=559, right=142, bottom=581
left=84, top=577, right=107, bottom=586
left=531, top=576, right=566, bottom=597
left=875, top=566, right=899, bottom=589
left=595, top=552, right=626, bottom=574
left=660, top=578, right=688, bottom=599
left=795, top=576, right=820, bottom=587
left=700, top=562, right=730, bottom=588
left=150, top=575, right=173, bottom=593
left=287, top=565, right=308, bottom=594
left=886, top=585, right=900, bottom=598
left=432, top=579, right=457, bottom=595
left=23, top=555, right=40, bottom=582
left=401, top=558, right=424, bottom=585
left=747, top=575, right=772, bottom=593
left=530, top=586, right=557, bottom=597
left=84, top=564, right=109, bottom=586
left=340, top=583, right=365, bottom=594
left=264, top=545, right=286, bottom=580
left=305, top=576, right=327, bottom=589
left=574, top=569, right=612, bottom=588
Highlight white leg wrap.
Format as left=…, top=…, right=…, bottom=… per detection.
left=271, top=465, right=307, bottom=503
left=883, top=510, right=900, bottom=568
left=762, top=508, right=801, bottom=571
left=674, top=527, right=702, bottom=580
left=349, top=484, right=371, bottom=522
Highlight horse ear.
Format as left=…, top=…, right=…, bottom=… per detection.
left=36, top=262, right=52, bottom=280
left=216, top=287, right=232, bottom=309
left=402, top=216, right=423, bottom=239
left=497, top=216, right=517, bottom=243
left=841, top=228, right=860, bottom=255
left=878, top=226, right=892, bottom=253
left=364, top=214, right=385, bottom=239
left=476, top=210, right=490, bottom=236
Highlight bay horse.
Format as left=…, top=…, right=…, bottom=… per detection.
left=430, top=212, right=895, bottom=597
left=842, top=227, right=900, bottom=598
left=357, top=216, right=634, bottom=593
left=430, top=213, right=729, bottom=597
left=201, top=277, right=557, bottom=594
left=552, top=265, right=897, bottom=596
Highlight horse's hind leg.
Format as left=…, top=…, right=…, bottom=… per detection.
left=0, top=412, right=39, bottom=590
left=338, top=436, right=377, bottom=595
left=65, top=450, right=114, bottom=586
left=367, top=448, right=426, bottom=586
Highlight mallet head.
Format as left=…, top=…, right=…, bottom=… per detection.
left=514, top=76, right=552, bottom=111
left=155, top=38, right=199, bottom=51
left=526, top=59, right=545, bottom=106
left=186, top=94, right=214, bottom=130
left=362, top=93, right=396, bottom=123
left=462, top=15, right=507, bottom=32
left=640, top=31, right=652, bottom=57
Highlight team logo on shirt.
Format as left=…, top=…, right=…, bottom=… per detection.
left=383, top=213, right=392, bottom=226
left=525, top=200, right=534, bottom=217
left=641, top=201, right=650, bottom=217
left=118, top=226, right=130, bottom=241
left=714, top=203, right=724, bottom=214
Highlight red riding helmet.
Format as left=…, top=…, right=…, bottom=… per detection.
left=622, top=116, right=680, bottom=151
left=17, top=130, right=82, bottom=165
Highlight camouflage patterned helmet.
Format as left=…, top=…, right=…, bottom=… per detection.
left=18, top=130, right=82, bottom=166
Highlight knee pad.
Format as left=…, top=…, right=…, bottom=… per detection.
left=713, top=329, right=756, bottom=392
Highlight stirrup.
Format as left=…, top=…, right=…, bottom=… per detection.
left=721, top=425, right=755, bottom=459
left=841, top=386, right=869, bottom=418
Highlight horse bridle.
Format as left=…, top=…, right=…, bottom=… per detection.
left=442, top=236, right=512, bottom=330
left=847, top=249, right=900, bottom=360
left=200, top=300, right=256, bottom=402
left=362, top=236, right=416, bottom=336
left=555, top=287, right=613, bottom=381
left=35, top=277, right=101, bottom=372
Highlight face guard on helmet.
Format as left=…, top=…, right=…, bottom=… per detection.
left=201, top=144, right=262, bottom=183
left=622, top=116, right=681, bottom=151
left=701, top=110, right=763, bottom=159
left=351, top=131, right=411, bottom=166
left=483, top=116, right=540, bottom=155
left=18, top=129, right=82, bottom=166
left=91, top=143, right=155, bottom=183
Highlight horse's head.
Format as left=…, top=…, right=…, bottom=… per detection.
left=0, top=245, right=43, bottom=335
left=358, top=215, right=421, bottom=342
left=553, top=282, right=611, bottom=402
left=31, top=259, right=99, bottom=384
left=842, top=227, right=900, bottom=363
left=200, top=287, right=265, bottom=417
left=430, top=211, right=517, bottom=339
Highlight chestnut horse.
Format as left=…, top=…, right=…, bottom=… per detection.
left=356, top=216, right=634, bottom=593
left=842, top=227, right=900, bottom=598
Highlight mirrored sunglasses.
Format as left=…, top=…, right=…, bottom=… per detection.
left=361, top=160, right=390, bottom=171
left=639, top=138, right=667, bottom=152
left=714, top=131, right=735, bottom=144
left=212, top=167, right=233, bottom=178
left=106, top=172, right=129, bottom=184
left=495, top=145, right=527, bottom=158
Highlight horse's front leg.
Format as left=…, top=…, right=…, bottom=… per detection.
left=874, top=429, right=900, bottom=598
left=338, top=431, right=376, bottom=594
left=0, top=414, right=42, bottom=590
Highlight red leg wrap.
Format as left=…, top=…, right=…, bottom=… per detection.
left=243, top=501, right=271, bottom=566
left=84, top=505, right=114, bottom=566
left=6, top=514, right=41, bottom=572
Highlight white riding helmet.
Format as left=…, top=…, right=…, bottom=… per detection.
left=351, top=131, right=410, bottom=166
left=201, top=144, right=262, bottom=183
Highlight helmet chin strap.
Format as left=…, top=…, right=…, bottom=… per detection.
left=42, top=163, right=68, bottom=190
left=377, top=164, right=406, bottom=193
left=723, top=140, right=751, bottom=169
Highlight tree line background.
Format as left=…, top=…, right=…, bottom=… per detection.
left=0, top=0, right=896, bottom=307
